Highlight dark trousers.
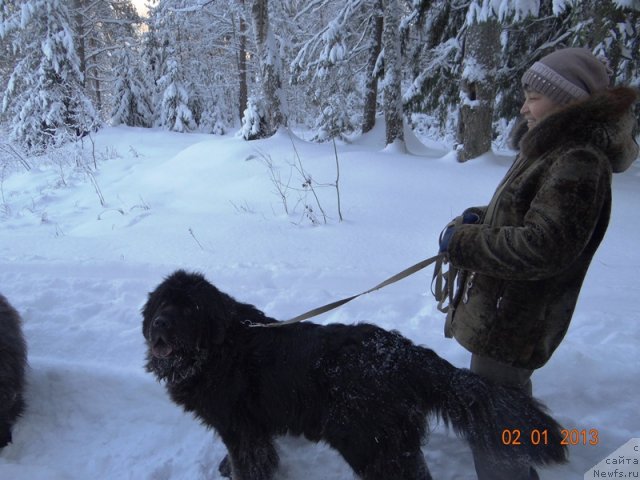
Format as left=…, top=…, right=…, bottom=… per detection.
left=470, top=354, right=538, bottom=480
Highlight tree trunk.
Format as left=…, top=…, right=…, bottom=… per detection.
left=249, top=0, right=286, bottom=138
left=72, top=0, right=86, bottom=88
left=362, top=1, right=383, bottom=134
left=90, top=36, right=102, bottom=112
left=456, top=18, right=500, bottom=162
left=382, top=0, right=404, bottom=147
left=236, top=0, right=248, bottom=124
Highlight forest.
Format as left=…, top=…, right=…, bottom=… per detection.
left=1, top=0, right=639, bottom=161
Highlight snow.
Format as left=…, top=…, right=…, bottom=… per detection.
left=466, top=0, right=540, bottom=22
left=0, top=125, right=638, bottom=479
left=552, top=0, right=576, bottom=15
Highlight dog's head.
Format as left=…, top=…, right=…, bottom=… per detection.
left=142, top=270, right=234, bottom=381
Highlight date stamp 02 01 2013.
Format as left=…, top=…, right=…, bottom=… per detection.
left=501, top=428, right=600, bottom=447
left=499, top=432, right=639, bottom=478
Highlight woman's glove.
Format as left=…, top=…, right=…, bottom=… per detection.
left=439, top=209, right=482, bottom=253
left=439, top=224, right=455, bottom=253
left=461, top=208, right=482, bottom=224
left=462, top=211, right=479, bottom=224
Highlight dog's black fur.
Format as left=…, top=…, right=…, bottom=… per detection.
left=143, top=270, right=568, bottom=479
left=0, top=293, right=27, bottom=448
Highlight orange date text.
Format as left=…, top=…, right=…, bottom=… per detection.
left=501, top=428, right=599, bottom=446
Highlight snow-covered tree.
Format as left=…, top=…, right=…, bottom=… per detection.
left=244, top=0, right=287, bottom=139
left=145, top=0, right=197, bottom=132
left=110, top=45, right=153, bottom=127
left=0, top=8, right=17, bottom=123
left=240, top=94, right=267, bottom=140
left=138, top=20, right=164, bottom=128
left=310, top=83, right=358, bottom=142
left=158, top=57, right=195, bottom=132
left=456, top=14, right=501, bottom=161
left=291, top=0, right=384, bottom=140
left=199, top=72, right=232, bottom=135
left=144, top=0, right=248, bottom=132
left=1, top=0, right=99, bottom=149
left=405, top=0, right=639, bottom=154
left=381, top=0, right=404, bottom=148
left=569, top=1, right=640, bottom=85
left=492, top=1, right=568, bottom=120
left=4, top=0, right=638, bottom=149
left=70, top=0, right=141, bottom=116
left=403, top=0, right=466, bottom=129
left=363, top=1, right=383, bottom=134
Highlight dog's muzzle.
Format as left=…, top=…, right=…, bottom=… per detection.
left=149, top=315, right=174, bottom=358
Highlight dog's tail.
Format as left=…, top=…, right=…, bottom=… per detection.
left=425, top=353, right=568, bottom=468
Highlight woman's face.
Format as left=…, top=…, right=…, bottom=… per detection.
left=520, top=90, right=559, bottom=129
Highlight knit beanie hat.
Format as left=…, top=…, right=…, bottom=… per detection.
left=521, top=48, right=610, bottom=105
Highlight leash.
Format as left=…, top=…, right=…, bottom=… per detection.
left=431, top=221, right=460, bottom=314
left=252, top=253, right=447, bottom=328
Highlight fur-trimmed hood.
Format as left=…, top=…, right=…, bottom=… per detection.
left=511, top=86, right=639, bottom=173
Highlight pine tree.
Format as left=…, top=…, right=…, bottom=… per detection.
left=403, top=0, right=466, bottom=132
left=569, top=0, right=640, bottom=85
left=494, top=0, right=640, bottom=123
left=381, top=0, right=404, bottom=148
left=1, top=0, right=99, bottom=149
left=240, top=94, right=267, bottom=139
left=146, top=0, right=196, bottom=132
left=362, top=1, right=383, bottom=134
left=407, top=0, right=640, bottom=154
left=110, top=45, right=153, bottom=127
left=139, top=20, right=164, bottom=128
left=199, top=72, right=231, bottom=135
left=4, top=0, right=637, bottom=149
left=244, top=0, right=287, bottom=139
left=0, top=3, right=17, bottom=121
left=291, top=0, right=385, bottom=141
left=144, top=0, right=248, bottom=132
left=158, top=57, right=195, bottom=132
left=70, top=0, right=141, bottom=116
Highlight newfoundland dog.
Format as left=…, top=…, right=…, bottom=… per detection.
left=143, top=270, right=567, bottom=479
left=0, top=293, right=27, bottom=448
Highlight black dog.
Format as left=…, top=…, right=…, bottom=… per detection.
left=0, top=293, right=27, bottom=448
left=143, top=270, right=567, bottom=479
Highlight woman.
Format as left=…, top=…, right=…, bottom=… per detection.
left=439, top=47, right=639, bottom=479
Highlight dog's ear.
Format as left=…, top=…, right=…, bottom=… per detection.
left=205, top=289, right=236, bottom=345
left=142, top=270, right=186, bottom=324
left=141, top=284, right=166, bottom=336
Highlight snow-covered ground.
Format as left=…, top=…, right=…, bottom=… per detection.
left=0, top=124, right=638, bottom=479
